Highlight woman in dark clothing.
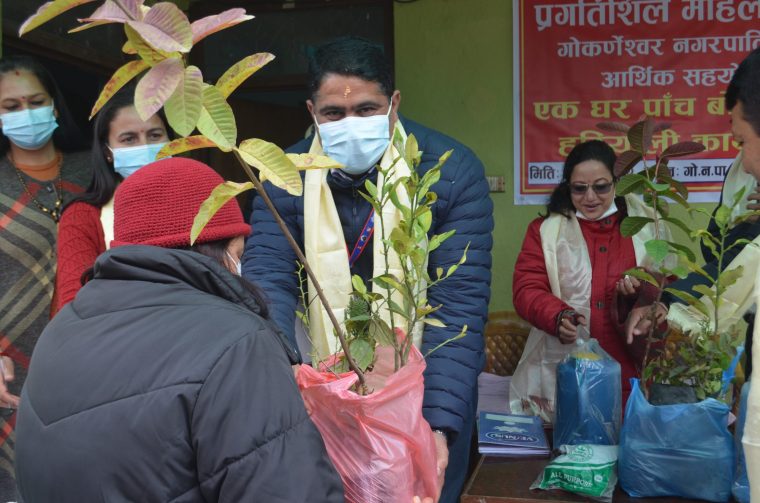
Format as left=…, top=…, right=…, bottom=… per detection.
left=15, top=157, right=344, bottom=502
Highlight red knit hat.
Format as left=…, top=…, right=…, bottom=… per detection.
left=111, top=157, right=250, bottom=248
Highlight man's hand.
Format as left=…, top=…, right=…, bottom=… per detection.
left=557, top=312, right=586, bottom=344
left=625, top=304, right=668, bottom=344
left=0, top=356, right=19, bottom=409
left=616, top=275, right=641, bottom=296
left=433, top=430, right=449, bottom=500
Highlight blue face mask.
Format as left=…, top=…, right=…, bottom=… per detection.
left=111, top=143, right=168, bottom=178
left=316, top=104, right=392, bottom=176
left=1, top=105, right=58, bottom=150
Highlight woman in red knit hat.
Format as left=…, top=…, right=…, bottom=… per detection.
left=54, top=85, right=171, bottom=314
left=14, top=157, right=344, bottom=502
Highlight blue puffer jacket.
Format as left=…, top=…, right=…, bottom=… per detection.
left=243, top=116, right=493, bottom=438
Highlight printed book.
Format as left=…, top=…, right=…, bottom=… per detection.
left=477, top=411, right=550, bottom=456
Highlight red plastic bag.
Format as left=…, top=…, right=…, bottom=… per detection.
left=297, top=345, right=439, bottom=503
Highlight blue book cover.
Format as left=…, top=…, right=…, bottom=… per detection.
left=478, top=411, right=550, bottom=455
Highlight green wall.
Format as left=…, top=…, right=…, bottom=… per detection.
left=394, top=0, right=531, bottom=312
left=394, top=0, right=710, bottom=313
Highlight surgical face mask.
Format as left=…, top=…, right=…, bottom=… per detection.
left=110, top=143, right=167, bottom=178
left=226, top=251, right=242, bottom=276
left=1, top=105, right=58, bottom=150
left=316, top=104, right=392, bottom=176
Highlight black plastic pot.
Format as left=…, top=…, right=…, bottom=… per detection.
left=648, top=383, right=698, bottom=405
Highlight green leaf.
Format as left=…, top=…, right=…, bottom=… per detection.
left=429, top=229, right=456, bottom=253
left=349, top=338, right=374, bottom=372
left=423, top=317, right=446, bottom=328
left=693, top=284, right=717, bottom=303
left=236, top=139, right=302, bottom=195
left=625, top=268, right=659, bottom=287
left=89, top=59, right=150, bottom=119
left=717, top=266, right=744, bottom=291
left=417, top=207, right=433, bottom=233
left=644, top=179, right=671, bottom=192
left=669, top=265, right=690, bottom=279
left=191, top=8, right=253, bottom=44
left=134, top=57, right=184, bottom=121
left=666, top=241, right=696, bottom=262
left=390, top=227, right=415, bottom=255
left=372, top=274, right=404, bottom=292
left=616, top=173, right=647, bottom=196
left=197, top=84, right=237, bottom=151
left=436, top=267, right=444, bottom=279
left=664, top=288, right=710, bottom=317
left=645, top=239, right=670, bottom=264
left=620, top=216, right=653, bottom=237
left=659, top=190, right=689, bottom=209
left=19, top=0, right=97, bottom=36
left=156, top=135, right=217, bottom=158
left=731, top=186, right=748, bottom=208
left=351, top=275, right=367, bottom=295
left=368, top=319, right=396, bottom=347
left=191, top=181, right=253, bottom=244
left=164, top=65, right=203, bottom=137
left=216, top=53, right=276, bottom=98
left=662, top=216, right=693, bottom=237
left=714, top=205, right=731, bottom=230
left=127, top=2, right=192, bottom=53
left=404, top=133, right=421, bottom=168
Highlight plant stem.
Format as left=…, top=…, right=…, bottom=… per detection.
left=232, top=151, right=366, bottom=390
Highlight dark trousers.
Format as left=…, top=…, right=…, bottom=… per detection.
left=438, top=391, right=477, bottom=503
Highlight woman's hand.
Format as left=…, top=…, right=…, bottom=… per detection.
left=433, top=430, right=449, bottom=499
left=0, top=356, right=19, bottom=409
left=557, top=311, right=586, bottom=344
left=616, top=275, right=641, bottom=297
left=625, top=303, right=668, bottom=344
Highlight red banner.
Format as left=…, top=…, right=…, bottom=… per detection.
left=513, top=0, right=757, bottom=204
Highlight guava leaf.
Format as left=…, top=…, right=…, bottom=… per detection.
left=191, top=8, right=253, bottom=44
left=620, top=216, right=653, bottom=237
left=286, top=153, right=343, bottom=171
left=156, top=135, right=217, bottom=158
left=191, top=181, right=253, bottom=244
left=216, top=53, right=275, bottom=98
left=125, top=24, right=173, bottom=65
left=661, top=141, right=706, bottom=159
left=236, top=139, right=302, bottom=195
left=71, top=0, right=143, bottom=32
left=596, top=121, right=629, bottom=134
left=625, top=268, right=659, bottom=287
left=645, top=239, right=670, bottom=264
left=615, top=173, right=646, bottom=195
left=134, top=57, right=184, bottom=121
left=349, top=338, right=374, bottom=371
left=164, top=65, right=203, bottom=137
left=19, top=0, right=97, bottom=36
left=127, top=2, right=192, bottom=53
left=89, top=59, right=149, bottom=119
left=197, top=84, right=237, bottom=151
left=614, top=151, right=643, bottom=178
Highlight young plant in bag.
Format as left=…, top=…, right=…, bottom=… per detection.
left=600, top=116, right=749, bottom=401
left=330, top=130, right=468, bottom=376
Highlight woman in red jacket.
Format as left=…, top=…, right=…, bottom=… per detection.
left=510, top=140, right=652, bottom=422
left=54, top=86, right=170, bottom=312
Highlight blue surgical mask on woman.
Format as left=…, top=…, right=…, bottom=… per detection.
left=110, top=143, right=167, bottom=178
left=315, top=103, right=392, bottom=176
left=1, top=105, right=58, bottom=150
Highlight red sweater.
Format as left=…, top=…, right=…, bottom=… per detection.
left=513, top=212, right=637, bottom=392
left=55, top=201, right=106, bottom=314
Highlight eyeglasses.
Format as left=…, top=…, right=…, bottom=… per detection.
left=569, top=181, right=614, bottom=195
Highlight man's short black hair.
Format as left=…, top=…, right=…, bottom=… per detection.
left=726, top=47, right=760, bottom=135
left=308, top=36, right=394, bottom=99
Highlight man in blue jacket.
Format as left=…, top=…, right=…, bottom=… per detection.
left=242, top=37, right=493, bottom=502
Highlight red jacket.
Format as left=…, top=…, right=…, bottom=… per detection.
left=513, top=212, right=637, bottom=392
left=55, top=201, right=106, bottom=314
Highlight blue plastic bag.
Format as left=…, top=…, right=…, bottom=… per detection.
left=554, top=339, right=621, bottom=447
left=733, top=380, right=750, bottom=503
left=619, top=379, right=734, bottom=502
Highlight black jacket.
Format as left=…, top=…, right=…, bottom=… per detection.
left=15, top=246, right=344, bottom=502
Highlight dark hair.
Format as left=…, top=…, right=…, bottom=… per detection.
left=0, top=55, right=86, bottom=155
left=545, top=140, right=617, bottom=218
left=308, top=36, right=394, bottom=100
left=187, top=239, right=270, bottom=319
left=726, top=47, right=760, bottom=135
left=76, top=84, right=171, bottom=207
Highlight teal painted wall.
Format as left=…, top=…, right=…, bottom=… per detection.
left=393, top=0, right=709, bottom=312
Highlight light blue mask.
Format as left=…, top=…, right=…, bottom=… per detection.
left=111, top=143, right=168, bottom=178
left=316, top=104, right=392, bottom=176
left=1, top=105, right=58, bottom=150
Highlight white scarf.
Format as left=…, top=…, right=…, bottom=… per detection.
left=303, top=122, right=424, bottom=360
left=510, top=194, right=669, bottom=422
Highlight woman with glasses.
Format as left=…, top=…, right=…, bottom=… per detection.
left=509, top=140, right=663, bottom=421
